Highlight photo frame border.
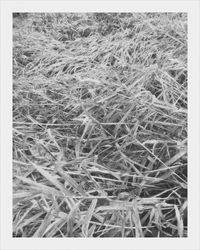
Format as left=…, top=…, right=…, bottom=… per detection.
left=0, top=1, right=199, bottom=249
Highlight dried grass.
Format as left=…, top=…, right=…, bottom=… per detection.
left=13, top=12, right=187, bottom=237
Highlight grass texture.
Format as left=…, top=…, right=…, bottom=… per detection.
left=13, top=13, right=187, bottom=237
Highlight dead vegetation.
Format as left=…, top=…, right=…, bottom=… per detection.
left=13, top=13, right=187, bottom=237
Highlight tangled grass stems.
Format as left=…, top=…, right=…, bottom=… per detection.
left=13, top=12, right=187, bottom=237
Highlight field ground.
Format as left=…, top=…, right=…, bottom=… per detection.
left=13, top=13, right=187, bottom=237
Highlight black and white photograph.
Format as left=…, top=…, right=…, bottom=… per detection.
left=12, top=12, right=188, bottom=238
left=0, top=0, right=200, bottom=249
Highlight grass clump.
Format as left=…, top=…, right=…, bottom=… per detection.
left=13, top=13, right=187, bottom=237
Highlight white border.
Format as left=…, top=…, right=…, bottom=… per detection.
left=0, top=1, right=199, bottom=250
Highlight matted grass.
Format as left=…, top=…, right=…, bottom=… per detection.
left=13, top=13, right=187, bottom=237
